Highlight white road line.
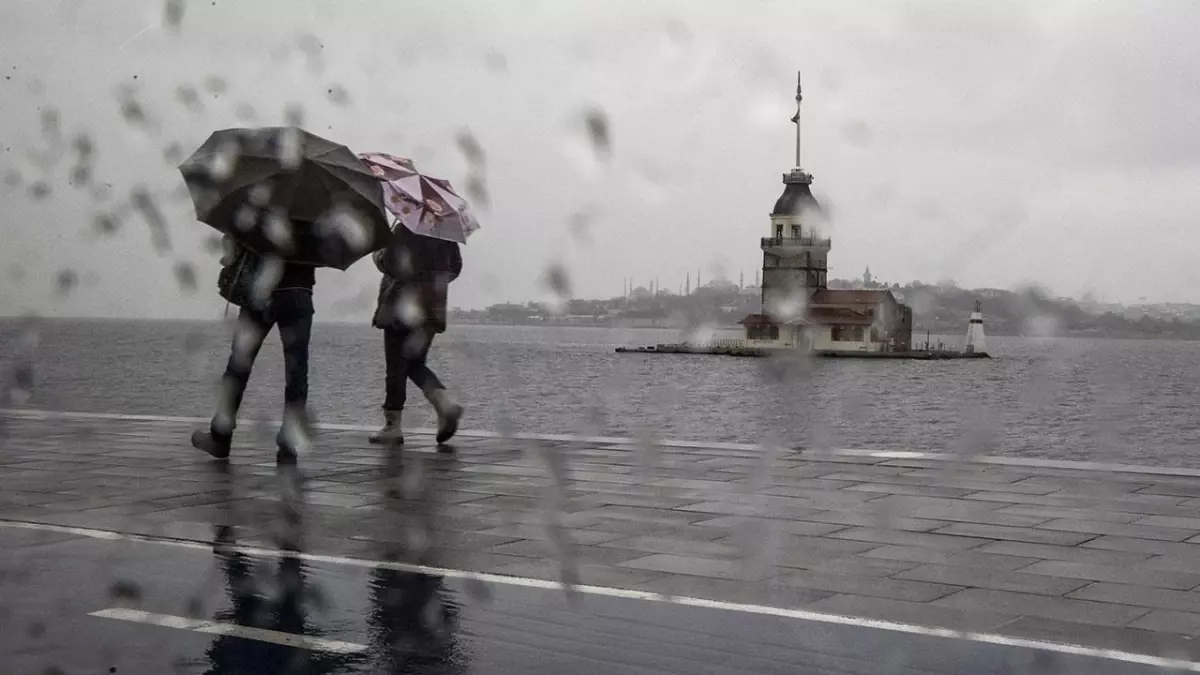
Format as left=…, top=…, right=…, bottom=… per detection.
left=8, top=406, right=1200, bottom=477
left=88, top=608, right=367, bottom=654
left=5, top=518, right=1199, bottom=671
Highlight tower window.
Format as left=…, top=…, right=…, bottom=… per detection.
left=791, top=224, right=801, bottom=238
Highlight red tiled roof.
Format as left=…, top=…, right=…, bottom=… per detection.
left=807, top=306, right=876, bottom=326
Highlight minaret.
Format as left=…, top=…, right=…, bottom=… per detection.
left=760, top=70, right=830, bottom=320
left=965, top=300, right=986, bottom=354
left=686, top=272, right=691, bottom=296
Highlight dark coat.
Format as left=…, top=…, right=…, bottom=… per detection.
left=372, top=227, right=463, bottom=333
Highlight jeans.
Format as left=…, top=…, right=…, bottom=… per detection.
left=214, top=289, right=314, bottom=434
left=382, top=326, right=444, bottom=411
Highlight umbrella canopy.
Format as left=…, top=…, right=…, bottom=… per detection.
left=180, top=127, right=391, bottom=270
left=357, top=152, right=481, bottom=244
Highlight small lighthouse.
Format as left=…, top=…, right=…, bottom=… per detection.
left=965, top=300, right=986, bottom=354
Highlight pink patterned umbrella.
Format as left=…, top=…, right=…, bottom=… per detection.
left=357, top=152, right=481, bottom=244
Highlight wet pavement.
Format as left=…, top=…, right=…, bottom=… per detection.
left=4, top=409, right=1200, bottom=673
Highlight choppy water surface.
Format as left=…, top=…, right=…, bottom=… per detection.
left=4, top=319, right=1200, bottom=467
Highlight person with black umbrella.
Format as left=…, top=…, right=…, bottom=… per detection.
left=180, top=127, right=391, bottom=462
left=191, top=230, right=318, bottom=462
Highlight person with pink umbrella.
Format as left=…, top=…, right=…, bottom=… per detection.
left=360, top=153, right=480, bottom=446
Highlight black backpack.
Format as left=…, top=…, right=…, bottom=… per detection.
left=217, top=245, right=265, bottom=309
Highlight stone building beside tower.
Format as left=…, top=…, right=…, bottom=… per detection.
left=739, top=72, right=912, bottom=353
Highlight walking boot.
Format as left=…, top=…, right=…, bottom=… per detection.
left=368, top=410, right=404, bottom=445
left=191, top=424, right=233, bottom=460
left=276, top=407, right=312, bottom=464
left=427, top=389, right=463, bottom=445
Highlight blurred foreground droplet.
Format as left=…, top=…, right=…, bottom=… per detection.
left=582, top=108, right=611, bottom=159
left=174, top=261, right=198, bottom=293
left=55, top=269, right=79, bottom=297
left=540, top=262, right=572, bottom=315
left=130, top=186, right=172, bottom=252
left=163, top=0, right=185, bottom=31
left=455, top=130, right=485, bottom=169
left=326, top=84, right=349, bottom=106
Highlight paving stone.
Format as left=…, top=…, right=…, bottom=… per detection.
left=994, top=504, right=1144, bottom=525
left=1068, top=582, right=1200, bottom=613
left=775, top=570, right=962, bottom=602
left=1082, top=535, right=1200, bottom=558
left=1019, top=560, right=1200, bottom=590
left=1036, top=518, right=1198, bottom=542
left=774, top=554, right=920, bottom=577
left=617, top=554, right=778, bottom=582
left=858, top=545, right=1037, bottom=572
left=999, top=616, right=1200, bottom=660
left=977, top=540, right=1154, bottom=565
left=596, top=535, right=742, bottom=559
left=801, top=593, right=1018, bottom=632
left=794, top=510, right=946, bottom=532
left=932, top=588, right=1150, bottom=627
left=1128, top=609, right=1200, bottom=636
left=692, top=515, right=846, bottom=537
left=841, top=483, right=977, bottom=499
left=893, top=563, right=1090, bottom=595
left=933, top=522, right=1096, bottom=546
left=576, top=505, right=708, bottom=527
left=826, top=527, right=992, bottom=551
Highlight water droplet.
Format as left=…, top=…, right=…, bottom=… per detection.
left=176, top=84, right=203, bottom=112
left=174, top=262, right=197, bottom=293
left=162, top=142, right=183, bottom=164
left=163, top=0, right=185, bottom=30
left=277, top=126, right=303, bottom=169
left=39, top=107, right=60, bottom=140
left=582, top=108, right=611, bottom=159
left=318, top=205, right=371, bottom=254
left=464, top=174, right=489, bottom=210
left=483, top=50, right=507, bottom=73
left=108, top=580, right=143, bottom=605
left=55, top=269, right=78, bottom=296
left=455, top=130, right=485, bottom=168
left=130, top=186, right=172, bottom=252
left=206, top=139, right=241, bottom=182
left=283, top=104, right=304, bottom=128
left=93, top=212, right=120, bottom=235
left=234, top=103, right=257, bottom=122
left=250, top=258, right=284, bottom=307
left=263, top=209, right=295, bottom=253
left=395, top=291, right=425, bottom=330
left=326, top=84, right=349, bottom=105
left=28, top=181, right=51, bottom=200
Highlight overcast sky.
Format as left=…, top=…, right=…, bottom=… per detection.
left=3, top=0, right=1200, bottom=319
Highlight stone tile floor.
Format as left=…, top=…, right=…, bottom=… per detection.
left=4, top=408, right=1200, bottom=659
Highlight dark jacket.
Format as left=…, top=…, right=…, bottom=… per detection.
left=372, top=227, right=463, bottom=333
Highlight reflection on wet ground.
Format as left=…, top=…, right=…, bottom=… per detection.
left=3, top=411, right=1200, bottom=673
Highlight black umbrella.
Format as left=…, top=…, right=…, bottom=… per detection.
left=179, top=127, right=391, bottom=270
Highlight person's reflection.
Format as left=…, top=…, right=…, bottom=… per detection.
left=202, top=464, right=356, bottom=675
left=367, top=453, right=469, bottom=673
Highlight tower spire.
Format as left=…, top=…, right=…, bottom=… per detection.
left=792, top=70, right=802, bottom=169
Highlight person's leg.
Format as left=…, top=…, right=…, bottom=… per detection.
left=370, top=327, right=409, bottom=444
left=404, top=329, right=462, bottom=445
left=275, top=290, right=314, bottom=460
left=193, top=307, right=271, bottom=458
